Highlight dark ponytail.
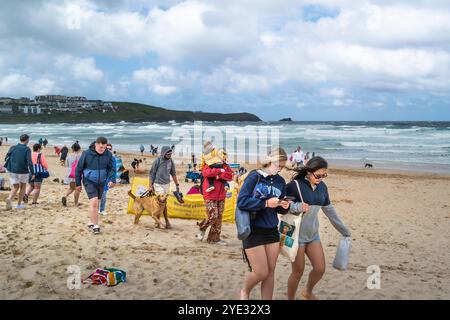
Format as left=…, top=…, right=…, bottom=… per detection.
left=293, top=156, right=328, bottom=180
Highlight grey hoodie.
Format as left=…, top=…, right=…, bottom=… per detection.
left=149, top=146, right=176, bottom=185
left=287, top=178, right=351, bottom=243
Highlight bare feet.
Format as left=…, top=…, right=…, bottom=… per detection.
left=240, top=289, right=249, bottom=300
left=300, top=288, right=319, bottom=300
left=165, top=223, right=172, bottom=229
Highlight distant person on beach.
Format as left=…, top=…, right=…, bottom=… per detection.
left=290, top=146, right=304, bottom=168
left=99, top=144, right=116, bottom=216
left=304, top=152, right=310, bottom=165
left=54, top=146, right=61, bottom=156
left=237, top=148, right=291, bottom=300
left=118, top=165, right=130, bottom=184
left=60, top=145, right=69, bottom=166
left=131, top=158, right=142, bottom=171
left=75, top=137, right=116, bottom=235
left=148, top=146, right=180, bottom=229
left=285, top=156, right=351, bottom=300
left=43, top=138, right=48, bottom=148
left=4, top=134, right=34, bottom=210
left=23, top=143, right=49, bottom=205
left=140, top=144, right=145, bottom=156
left=62, top=143, right=82, bottom=207
left=191, top=153, right=198, bottom=171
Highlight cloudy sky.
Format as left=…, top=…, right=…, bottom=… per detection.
left=1, top=0, right=450, bottom=121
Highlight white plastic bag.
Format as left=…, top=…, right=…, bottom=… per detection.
left=333, top=236, right=352, bottom=270
left=278, top=213, right=302, bottom=262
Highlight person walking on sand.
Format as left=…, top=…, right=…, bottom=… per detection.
left=237, top=148, right=291, bottom=300
left=62, top=142, right=82, bottom=207
left=23, top=144, right=49, bottom=205
left=148, top=146, right=180, bottom=229
left=75, top=137, right=116, bottom=235
left=285, top=156, right=351, bottom=300
left=140, top=144, right=145, bottom=156
left=292, top=146, right=304, bottom=168
left=196, top=148, right=233, bottom=245
left=60, top=145, right=69, bottom=166
left=99, top=143, right=116, bottom=216
left=4, top=134, right=34, bottom=210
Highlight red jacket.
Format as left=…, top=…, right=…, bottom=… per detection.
left=201, top=163, right=233, bottom=201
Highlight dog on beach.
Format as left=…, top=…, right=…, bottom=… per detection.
left=128, top=190, right=168, bottom=228
left=364, top=163, right=373, bottom=168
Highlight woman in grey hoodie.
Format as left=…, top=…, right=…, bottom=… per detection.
left=285, top=156, right=351, bottom=300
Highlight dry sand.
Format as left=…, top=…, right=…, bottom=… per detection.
left=0, top=144, right=449, bottom=299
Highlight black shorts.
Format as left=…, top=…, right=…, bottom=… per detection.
left=83, top=183, right=104, bottom=200
left=243, top=226, right=280, bottom=250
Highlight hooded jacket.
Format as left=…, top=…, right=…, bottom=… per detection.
left=149, top=146, right=176, bottom=185
left=75, top=143, right=115, bottom=186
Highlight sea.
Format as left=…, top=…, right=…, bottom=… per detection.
left=1, top=121, right=449, bottom=173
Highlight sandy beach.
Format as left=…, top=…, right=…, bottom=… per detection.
left=0, top=143, right=449, bottom=300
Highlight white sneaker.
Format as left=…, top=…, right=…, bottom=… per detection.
left=215, top=240, right=227, bottom=246
left=99, top=211, right=107, bottom=216
left=15, top=204, right=26, bottom=210
left=196, top=230, right=206, bottom=241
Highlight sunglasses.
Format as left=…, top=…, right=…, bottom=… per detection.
left=312, top=172, right=328, bottom=179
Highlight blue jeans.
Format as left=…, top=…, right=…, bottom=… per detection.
left=99, top=189, right=108, bottom=212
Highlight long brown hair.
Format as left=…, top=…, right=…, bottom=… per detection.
left=293, top=156, right=328, bottom=180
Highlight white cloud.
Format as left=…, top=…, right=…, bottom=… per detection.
left=1, top=0, right=450, bottom=113
left=296, top=101, right=305, bottom=109
left=153, top=84, right=177, bottom=95
left=321, top=88, right=346, bottom=98
left=133, top=66, right=181, bottom=95
left=54, top=55, right=103, bottom=81
left=0, top=73, right=56, bottom=96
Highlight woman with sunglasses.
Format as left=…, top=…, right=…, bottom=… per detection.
left=285, top=156, right=351, bottom=300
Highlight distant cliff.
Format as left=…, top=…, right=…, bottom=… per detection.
left=0, top=101, right=261, bottom=123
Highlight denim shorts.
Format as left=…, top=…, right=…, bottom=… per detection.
left=29, top=173, right=43, bottom=184
left=298, top=233, right=321, bottom=247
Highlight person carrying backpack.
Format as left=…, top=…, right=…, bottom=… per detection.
left=148, top=146, right=180, bottom=229
left=62, top=142, right=82, bottom=207
left=75, top=137, right=116, bottom=235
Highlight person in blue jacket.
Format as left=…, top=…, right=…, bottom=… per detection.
left=75, top=137, right=115, bottom=235
left=237, top=148, right=291, bottom=300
